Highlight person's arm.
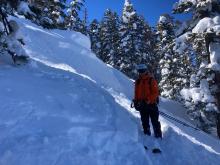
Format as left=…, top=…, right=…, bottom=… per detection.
left=149, top=79, right=159, bottom=104
left=134, top=80, right=138, bottom=101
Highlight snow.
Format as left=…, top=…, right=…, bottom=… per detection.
left=209, top=42, right=220, bottom=71
left=4, top=19, right=27, bottom=57
left=56, top=15, right=64, bottom=24
left=173, top=0, right=196, bottom=13
left=180, top=79, right=217, bottom=112
left=122, top=0, right=136, bottom=23
left=174, top=32, right=190, bottom=54
left=0, top=17, right=220, bottom=165
left=161, top=68, right=169, bottom=75
left=133, top=23, right=137, bottom=29
left=192, top=15, right=220, bottom=71
left=180, top=0, right=197, bottom=4
left=192, top=17, right=215, bottom=33
left=124, top=0, right=131, bottom=7
left=200, top=79, right=215, bottom=103
left=122, top=15, right=129, bottom=23
left=0, top=22, right=4, bottom=32
left=158, top=16, right=167, bottom=23
left=192, top=16, right=220, bottom=34
left=70, top=0, right=83, bottom=6
left=17, top=1, right=34, bottom=16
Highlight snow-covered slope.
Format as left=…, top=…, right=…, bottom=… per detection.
left=0, top=17, right=220, bottom=165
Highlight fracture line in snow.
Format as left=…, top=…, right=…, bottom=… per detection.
left=31, top=57, right=97, bottom=83
left=24, top=25, right=64, bottom=39
left=105, top=88, right=139, bottom=118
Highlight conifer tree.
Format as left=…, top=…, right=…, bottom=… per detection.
left=0, top=0, right=28, bottom=63
left=173, top=0, right=220, bottom=135
left=66, top=0, right=85, bottom=32
left=29, top=0, right=67, bottom=29
left=89, top=19, right=101, bottom=56
left=157, top=14, right=177, bottom=99
left=80, top=7, right=88, bottom=35
left=119, top=0, right=138, bottom=77
left=98, top=9, right=120, bottom=67
left=119, top=0, right=155, bottom=78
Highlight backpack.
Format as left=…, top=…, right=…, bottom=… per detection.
left=136, top=76, right=159, bottom=104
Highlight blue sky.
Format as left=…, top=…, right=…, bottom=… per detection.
left=82, top=0, right=191, bottom=26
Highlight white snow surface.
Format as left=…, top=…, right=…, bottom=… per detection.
left=192, top=16, right=220, bottom=34
left=158, top=16, right=167, bottom=23
left=0, top=22, right=4, bottom=32
left=0, top=17, right=220, bottom=165
left=209, top=42, right=220, bottom=71
left=192, top=16, right=220, bottom=71
left=17, top=1, right=34, bottom=16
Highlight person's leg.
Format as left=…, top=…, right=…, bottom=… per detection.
left=149, top=104, right=162, bottom=138
left=139, top=104, right=151, bottom=135
left=217, top=113, right=220, bottom=139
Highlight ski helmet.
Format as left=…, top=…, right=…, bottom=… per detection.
left=136, top=64, right=148, bottom=73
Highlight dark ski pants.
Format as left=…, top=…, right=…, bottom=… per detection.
left=139, top=103, right=162, bottom=138
left=217, top=113, right=220, bottom=139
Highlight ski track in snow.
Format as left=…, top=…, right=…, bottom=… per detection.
left=0, top=17, right=220, bottom=165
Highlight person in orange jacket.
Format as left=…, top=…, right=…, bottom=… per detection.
left=132, top=64, right=162, bottom=138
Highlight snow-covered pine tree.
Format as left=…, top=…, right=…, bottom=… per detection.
left=15, top=0, right=35, bottom=20
left=49, top=0, right=67, bottom=29
left=0, top=0, right=28, bottom=64
left=80, top=7, right=88, bottom=35
left=88, top=19, right=101, bottom=56
left=119, top=0, right=155, bottom=78
left=29, top=0, right=67, bottom=29
left=136, top=15, right=157, bottom=74
left=66, top=0, right=85, bottom=32
left=157, top=14, right=193, bottom=101
left=119, top=0, right=138, bottom=78
left=0, top=7, right=7, bottom=56
left=98, top=9, right=120, bottom=67
left=173, top=0, right=220, bottom=136
left=157, top=14, right=178, bottom=99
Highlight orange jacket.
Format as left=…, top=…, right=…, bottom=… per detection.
left=134, top=74, right=159, bottom=104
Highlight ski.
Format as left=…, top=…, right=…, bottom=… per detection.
left=144, top=146, right=148, bottom=150
left=152, top=148, right=162, bottom=154
left=144, top=145, right=162, bottom=154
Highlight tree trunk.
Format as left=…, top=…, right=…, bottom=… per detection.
left=215, top=71, right=220, bottom=139
left=217, top=113, right=220, bottom=139
left=0, top=8, right=12, bottom=35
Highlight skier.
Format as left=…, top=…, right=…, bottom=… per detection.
left=132, top=64, right=162, bottom=138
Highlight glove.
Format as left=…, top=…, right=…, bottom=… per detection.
left=132, top=99, right=141, bottom=111
left=156, top=97, right=160, bottom=105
